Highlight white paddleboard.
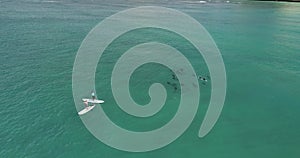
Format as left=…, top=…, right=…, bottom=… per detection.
left=82, top=98, right=104, bottom=104
left=78, top=105, right=96, bottom=115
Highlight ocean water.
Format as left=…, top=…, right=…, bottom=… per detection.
left=1, top=0, right=300, bottom=157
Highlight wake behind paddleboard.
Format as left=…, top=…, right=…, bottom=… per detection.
left=82, top=98, right=104, bottom=104
left=78, top=105, right=96, bottom=115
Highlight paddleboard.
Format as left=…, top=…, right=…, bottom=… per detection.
left=82, top=98, right=104, bottom=104
left=78, top=105, right=96, bottom=115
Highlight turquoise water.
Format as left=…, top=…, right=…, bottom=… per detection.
left=1, top=0, right=300, bottom=157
